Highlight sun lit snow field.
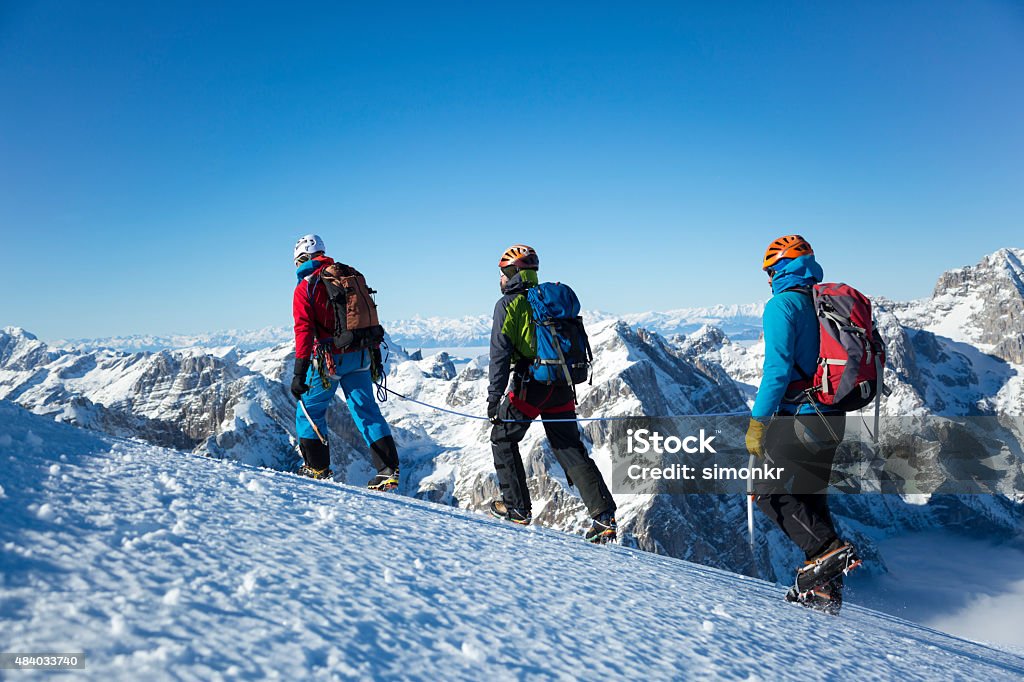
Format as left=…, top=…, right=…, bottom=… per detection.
left=3, top=402, right=1024, bottom=681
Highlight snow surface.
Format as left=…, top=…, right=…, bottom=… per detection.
left=3, top=400, right=1024, bottom=680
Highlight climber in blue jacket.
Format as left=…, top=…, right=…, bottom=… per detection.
left=745, top=235, right=857, bottom=615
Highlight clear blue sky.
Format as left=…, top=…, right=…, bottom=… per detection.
left=1, top=1, right=1022, bottom=340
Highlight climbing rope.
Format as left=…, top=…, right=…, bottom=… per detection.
left=374, top=384, right=748, bottom=424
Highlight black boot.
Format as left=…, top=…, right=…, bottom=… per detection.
left=367, top=436, right=400, bottom=491
left=584, top=510, right=617, bottom=544
left=367, top=469, right=399, bottom=492
left=298, top=438, right=333, bottom=479
left=489, top=500, right=531, bottom=525
left=297, top=464, right=333, bottom=480
left=793, top=540, right=861, bottom=597
left=786, top=574, right=844, bottom=615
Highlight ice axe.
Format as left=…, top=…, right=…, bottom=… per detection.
left=746, top=416, right=775, bottom=552
left=298, top=396, right=329, bottom=446
left=746, top=454, right=755, bottom=550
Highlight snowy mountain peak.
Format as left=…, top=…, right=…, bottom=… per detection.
left=883, top=247, right=1024, bottom=363
left=588, top=302, right=765, bottom=342
left=579, top=319, right=747, bottom=418
left=2, top=325, right=38, bottom=340
left=0, top=325, right=60, bottom=369
left=985, top=246, right=1024, bottom=271
left=932, top=247, right=1024, bottom=300
left=677, top=324, right=731, bottom=355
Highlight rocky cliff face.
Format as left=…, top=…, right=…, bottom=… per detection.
left=884, top=248, right=1024, bottom=365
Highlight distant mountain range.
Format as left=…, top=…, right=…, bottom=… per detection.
left=55, top=303, right=766, bottom=353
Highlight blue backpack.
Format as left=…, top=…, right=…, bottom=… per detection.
left=526, top=282, right=593, bottom=385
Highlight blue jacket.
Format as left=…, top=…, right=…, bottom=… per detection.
left=751, top=255, right=824, bottom=421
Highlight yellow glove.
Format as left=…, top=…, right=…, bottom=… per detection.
left=745, top=418, right=767, bottom=458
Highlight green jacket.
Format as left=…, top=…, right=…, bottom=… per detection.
left=487, top=269, right=538, bottom=406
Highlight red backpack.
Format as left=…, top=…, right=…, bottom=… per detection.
left=795, top=283, right=886, bottom=412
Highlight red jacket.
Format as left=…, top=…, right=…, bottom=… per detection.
left=293, top=256, right=337, bottom=359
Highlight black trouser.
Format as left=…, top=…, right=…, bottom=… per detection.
left=299, top=438, right=330, bottom=470
left=754, top=413, right=845, bottom=559
left=369, top=435, right=400, bottom=475
left=490, top=382, right=615, bottom=519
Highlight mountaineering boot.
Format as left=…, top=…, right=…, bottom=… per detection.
left=367, top=468, right=399, bottom=492
left=297, top=464, right=333, bottom=480
left=793, top=539, right=861, bottom=598
left=489, top=500, right=532, bottom=525
left=786, top=575, right=844, bottom=616
left=584, top=510, right=617, bottom=544
left=367, top=436, right=400, bottom=491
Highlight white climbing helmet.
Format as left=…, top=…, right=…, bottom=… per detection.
left=294, top=234, right=325, bottom=263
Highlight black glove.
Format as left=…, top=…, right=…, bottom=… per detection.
left=487, top=399, right=502, bottom=426
left=291, top=357, right=311, bottom=400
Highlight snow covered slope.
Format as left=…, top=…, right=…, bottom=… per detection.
left=3, top=400, right=1023, bottom=680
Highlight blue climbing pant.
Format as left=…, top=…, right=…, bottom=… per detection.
left=295, top=350, right=392, bottom=445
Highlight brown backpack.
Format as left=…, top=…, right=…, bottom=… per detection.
left=313, top=262, right=386, bottom=351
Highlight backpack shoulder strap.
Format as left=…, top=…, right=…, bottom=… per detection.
left=779, top=286, right=816, bottom=381
left=303, top=271, right=332, bottom=340
left=783, top=285, right=813, bottom=298
left=331, top=262, right=360, bottom=277
left=306, top=273, right=321, bottom=312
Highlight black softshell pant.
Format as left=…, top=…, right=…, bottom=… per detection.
left=490, top=382, right=615, bottom=519
left=754, top=413, right=846, bottom=560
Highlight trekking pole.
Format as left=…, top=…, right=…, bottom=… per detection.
left=298, top=397, right=329, bottom=446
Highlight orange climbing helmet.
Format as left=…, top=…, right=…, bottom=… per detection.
left=762, top=235, right=813, bottom=271
left=498, top=244, right=539, bottom=271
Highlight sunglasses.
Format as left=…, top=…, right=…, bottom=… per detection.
left=295, top=253, right=312, bottom=265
